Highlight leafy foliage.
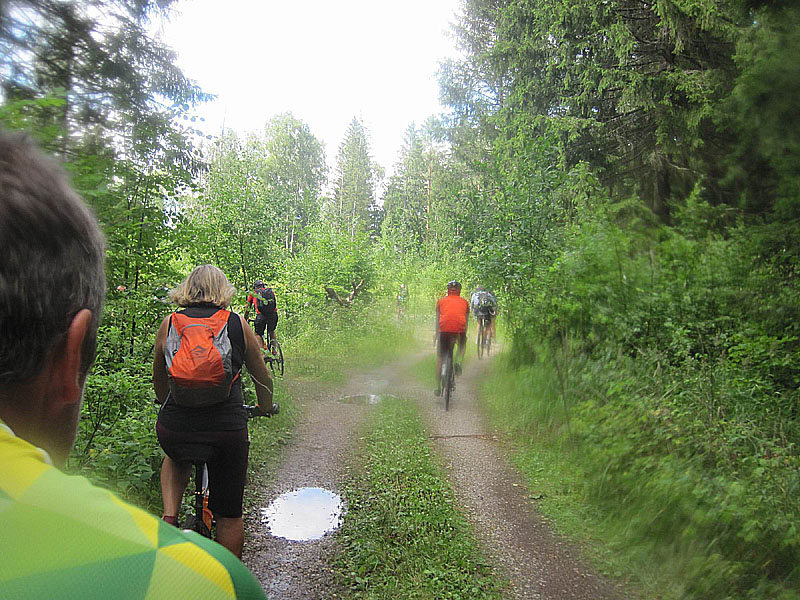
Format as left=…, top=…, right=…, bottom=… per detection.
left=3, top=1, right=799, bottom=596
left=434, top=1, right=800, bottom=597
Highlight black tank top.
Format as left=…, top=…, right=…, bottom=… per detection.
left=157, top=306, right=248, bottom=432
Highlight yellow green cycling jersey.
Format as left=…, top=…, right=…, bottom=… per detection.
left=0, top=420, right=266, bottom=599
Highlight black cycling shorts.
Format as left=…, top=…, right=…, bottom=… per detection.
left=438, top=331, right=466, bottom=357
left=253, top=312, right=278, bottom=337
left=156, top=422, right=249, bottom=518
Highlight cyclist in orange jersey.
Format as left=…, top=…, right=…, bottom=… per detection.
left=434, top=280, right=470, bottom=395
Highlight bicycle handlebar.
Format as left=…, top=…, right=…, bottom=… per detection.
left=245, top=403, right=280, bottom=418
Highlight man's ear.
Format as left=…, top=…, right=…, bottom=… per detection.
left=49, top=309, right=93, bottom=407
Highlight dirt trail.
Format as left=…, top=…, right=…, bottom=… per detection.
left=411, top=349, right=627, bottom=600
left=242, top=355, right=420, bottom=599
left=242, top=341, right=627, bottom=599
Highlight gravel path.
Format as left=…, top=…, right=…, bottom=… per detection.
left=410, top=348, right=628, bottom=600
left=242, top=356, right=419, bottom=599
left=242, top=341, right=629, bottom=599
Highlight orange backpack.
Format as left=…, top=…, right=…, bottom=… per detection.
left=164, top=310, right=239, bottom=407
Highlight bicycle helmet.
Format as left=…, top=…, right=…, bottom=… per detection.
left=254, top=280, right=265, bottom=289
left=447, top=280, right=461, bottom=290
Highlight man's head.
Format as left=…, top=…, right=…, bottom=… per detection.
left=476, top=284, right=485, bottom=292
left=0, top=129, right=106, bottom=464
left=446, top=280, right=462, bottom=295
left=254, top=280, right=265, bottom=290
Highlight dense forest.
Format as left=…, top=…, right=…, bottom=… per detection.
left=2, top=0, right=799, bottom=597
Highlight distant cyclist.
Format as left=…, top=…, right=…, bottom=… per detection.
left=435, top=280, right=469, bottom=396
left=471, top=285, right=497, bottom=341
left=245, top=280, right=279, bottom=354
left=396, top=283, right=408, bottom=318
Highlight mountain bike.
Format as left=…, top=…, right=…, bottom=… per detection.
left=183, top=403, right=279, bottom=539
left=440, top=345, right=455, bottom=411
left=476, top=315, right=492, bottom=359
left=246, top=316, right=284, bottom=376
left=263, top=338, right=284, bottom=377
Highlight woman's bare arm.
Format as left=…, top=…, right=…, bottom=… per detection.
left=240, top=314, right=274, bottom=414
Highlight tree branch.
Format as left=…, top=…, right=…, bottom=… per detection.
left=324, top=279, right=364, bottom=307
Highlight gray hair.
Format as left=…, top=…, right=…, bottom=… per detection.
left=0, top=130, right=106, bottom=384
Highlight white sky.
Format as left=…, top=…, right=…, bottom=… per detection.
left=156, top=0, right=463, bottom=179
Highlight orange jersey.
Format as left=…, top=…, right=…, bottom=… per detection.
left=437, top=293, right=469, bottom=333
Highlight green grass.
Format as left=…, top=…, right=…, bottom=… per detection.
left=331, top=397, right=508, bottom=599
left=242, top=376, right=298, bottom=512
left=287, top=304, right=418, bottom=383
left=479, top=355, right=677, bottom=598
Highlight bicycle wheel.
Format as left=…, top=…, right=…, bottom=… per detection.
left=485, top=330, right=492, bottom=357
left=184, top=512, right=211, bottom=537
left=185, top=463, right=212, bottom=538
left=444, top=353, right=453, bottom=411
left=476, top=323, right=483, bottom=359
left=273, top=340, right=284, bottom=376
left=264, top=341, right=284, bottom=377
left=439, top=360, right=447, bottom=401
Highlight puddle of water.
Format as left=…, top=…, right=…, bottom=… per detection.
left=260, top=487, right=344, bottom=541
left=338, top=394, right=392, bottom=405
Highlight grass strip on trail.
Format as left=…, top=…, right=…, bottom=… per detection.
left=332, top=397, right=507, bottom=599
left=243, top=378, right=297, bottom=514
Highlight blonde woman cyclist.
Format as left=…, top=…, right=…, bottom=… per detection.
left=153, top=264, right=275, bottom=559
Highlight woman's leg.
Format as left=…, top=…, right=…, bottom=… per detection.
left=215, top=517, right=244, bottom=558
left=207, top=428, right=249, bottom=557
left=161, top=455, right=191, bottom=520
left=256, top=318, right=267, bottom=349
left=266, top=312, right=279, bottom=353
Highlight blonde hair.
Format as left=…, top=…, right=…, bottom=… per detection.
left=169, top=265, right=236, bottom=308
